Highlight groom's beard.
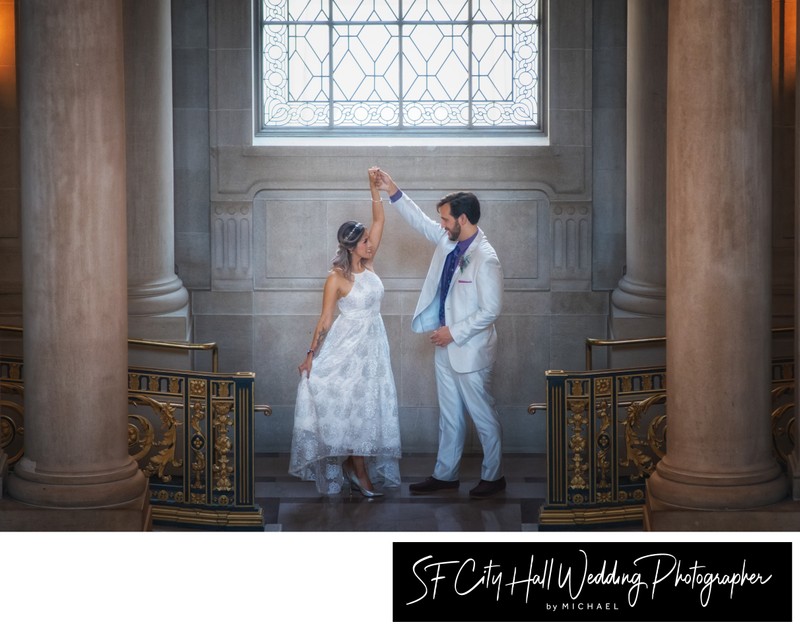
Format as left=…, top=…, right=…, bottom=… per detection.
left=447, top=222, right=461, bottom=241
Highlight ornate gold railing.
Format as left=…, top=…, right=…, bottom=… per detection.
left=0, top=354, right=269, bottom=530
left=538, top=357, right=795, bottom=529
left=127, top=365, right=264, bottom=529
left=0, top=357, right=23, bottom=469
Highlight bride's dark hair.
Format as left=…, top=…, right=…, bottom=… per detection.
left=331, top=220, right=365, bottom=280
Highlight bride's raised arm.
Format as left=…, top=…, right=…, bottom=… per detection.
left=367, top=167, right=386, bottom=258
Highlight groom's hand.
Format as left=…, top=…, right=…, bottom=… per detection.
left=374, top=168, right=399, bottom=196
left=430, top=326, right=453, bottom=347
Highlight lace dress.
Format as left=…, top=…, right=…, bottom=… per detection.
left=289, top=268, right=402, bottom=494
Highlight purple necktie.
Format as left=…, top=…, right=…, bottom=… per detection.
left=439, top=245, right=461, bottom=326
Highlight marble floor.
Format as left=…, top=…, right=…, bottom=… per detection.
left=255, top=452, right=554, bottom=532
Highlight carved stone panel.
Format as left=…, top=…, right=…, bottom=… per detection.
left=211, top=202, right=253, bottom=290
left=551, top=203, right=592, bottom=290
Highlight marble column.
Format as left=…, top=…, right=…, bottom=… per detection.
left=609, top=0, right=667, bottom=367
left=8, top=0, right=147, bottom=513
left=646, top=0, right=787, bottom=518
left=124, top=0, right=190, bottom=359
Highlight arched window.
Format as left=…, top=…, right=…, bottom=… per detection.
left=255, top=0, right=543, bottom=138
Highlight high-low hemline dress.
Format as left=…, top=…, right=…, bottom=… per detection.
left=289, top=268, right=401, bottom=494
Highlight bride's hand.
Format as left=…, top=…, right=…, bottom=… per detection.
left=373, top=168, right=398, bottom=195
left=298, top=354, right=313, bottom=377
left=368, top=167, right=381, bottom=189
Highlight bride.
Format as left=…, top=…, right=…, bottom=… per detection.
left=288, top=168, right=401, bottom=497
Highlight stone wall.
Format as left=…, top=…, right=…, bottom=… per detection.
left=173, top=0, right=619, bottom=454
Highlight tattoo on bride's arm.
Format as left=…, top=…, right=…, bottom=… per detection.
left=316, top=327, right=329, bottom=349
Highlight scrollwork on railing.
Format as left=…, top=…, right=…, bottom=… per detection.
left=0, top=361, right=24, bottom=466
left=541, top=358, right=793, bottom=529
left=127, top=411, right=155, bottom=463
left=771, top=383, right=795, bottom=466
left=620, top=393, right=667, bottom=481
left=211, top=401, right=234, bottom=496
left=189, top=400, right=207, bottom=492
left=1, top=394, right=24, bottom=466
left=128, top=394, right=183, bottom=482
left=0, top=354, right=265, bottom=530
left=126, top=368, right=262, bottom=527
left=542, top=366, right=663, bottom=527
left=566, top=400, right=589, bottom=492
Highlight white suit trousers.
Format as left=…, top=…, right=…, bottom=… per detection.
left=432, top=346, right=503, bottom=482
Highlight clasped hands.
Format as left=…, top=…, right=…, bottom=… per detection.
left=369, top=166, right=398, bottom=196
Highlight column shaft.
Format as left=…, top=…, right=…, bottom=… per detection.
left=124, top=0, right=188, bottom=318
left=10, top=0, right=146, bottom=508
left=611, top=0, right=668, bottom=317
left=648, top=0, right=786, bottom=510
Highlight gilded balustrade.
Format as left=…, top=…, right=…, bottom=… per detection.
left=127, top=366, right=265, bottom=529
left=0, top=357, right=23, bottom=469
left=1, top=355, right=266, bottom=530
left=538, top=356, right=795, bottom=529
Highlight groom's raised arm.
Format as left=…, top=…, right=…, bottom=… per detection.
left=375, top=169, right=444, bottom=245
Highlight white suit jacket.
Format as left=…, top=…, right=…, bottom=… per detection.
left=392, top=192, right=503, bottom=373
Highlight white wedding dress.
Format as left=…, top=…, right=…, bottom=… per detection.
left=289, top=268, right=402, bottom=494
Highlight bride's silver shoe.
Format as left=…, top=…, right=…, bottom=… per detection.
left=343, top=460, right=383, bottom=498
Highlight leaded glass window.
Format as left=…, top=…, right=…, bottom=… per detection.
left=256, top=0, right=543, bottom=136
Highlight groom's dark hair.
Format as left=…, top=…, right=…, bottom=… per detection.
left=437, top=191, right=480, bottom=225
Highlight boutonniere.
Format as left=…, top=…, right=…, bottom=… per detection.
left=458, top=254, right=471, bottom=272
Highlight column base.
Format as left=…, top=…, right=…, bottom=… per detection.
left=0, top=490, right=151, bottom=531
left=128, top=276, right=189, bottom=316
left=646, top=462, right=789, bottom=511
left=644, top=487, right=800, bottom=531
left=611, top=277, right=666, bottom=316
left=8, top=458, right=148, bottom=509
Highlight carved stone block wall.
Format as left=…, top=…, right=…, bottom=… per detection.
left=189, top=0, right=615, bottom=456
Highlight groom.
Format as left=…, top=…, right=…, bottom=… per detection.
left=375, top=169, right=505, bottom=498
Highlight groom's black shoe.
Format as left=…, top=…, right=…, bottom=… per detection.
left=409, top=476, right=459, bottom=493
left=469, top=476, right=506, bottom=498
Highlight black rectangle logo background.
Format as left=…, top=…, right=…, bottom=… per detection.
left=393, top=542, right=791, bottom=622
